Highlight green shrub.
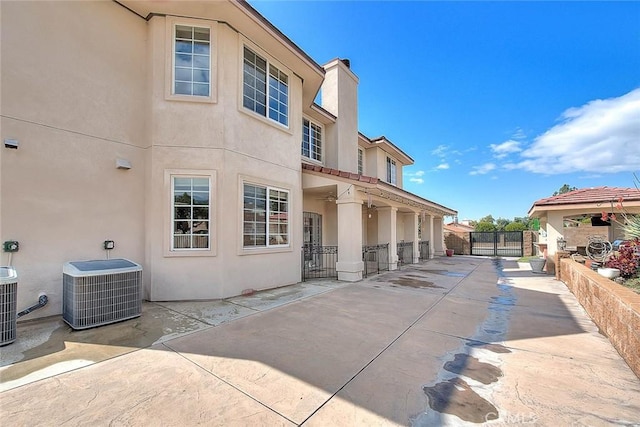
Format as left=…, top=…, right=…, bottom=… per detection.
left=623, top=215, right=640, bottom=239
left=605, top=239, right=640, bottom=278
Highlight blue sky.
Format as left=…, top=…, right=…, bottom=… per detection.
left=250, top=1, right=640, bottom=222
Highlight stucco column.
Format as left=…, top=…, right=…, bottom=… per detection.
left=403, top=212, right=419, bottom=263
left=546, top=213, right=564, bottom=258
left=336, top=184, right=363, bottom=281
left=378, top=206, right=398, bottom=270
left=424, top=214, right=434, bottom=258
left=433, top=217, right=445, bottom=255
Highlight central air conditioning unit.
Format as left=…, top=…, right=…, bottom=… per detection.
left=63, top=258, right=142, bottom=330
left=0, top=266, right=18, bottom=346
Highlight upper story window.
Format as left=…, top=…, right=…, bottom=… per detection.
left=172, top=176, right=210, bottom=250
left=173, top=25, right=210, bottom=97
left=387, top=157, right=397, bottom=185
left=302, top=119, right=322, bottom=162
left=243, top=47, right=288, bottom=126
left=358, top=149, right=363, bottom=175
left=243, top=183, right=289, bottom=248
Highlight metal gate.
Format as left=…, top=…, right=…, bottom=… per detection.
left=470, top=231, right=523, bottom=257
left=302, top=246, right=338, bottom=280
left=363, top=243, right=390, bottom=277
left=419, top=241, right=430, bottom=260
left=397, top=241, right=414, bottom=266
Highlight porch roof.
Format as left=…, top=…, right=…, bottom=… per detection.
left=528, top=186, right=640, bottom=217
left=302, top=163, right=457, bottom=216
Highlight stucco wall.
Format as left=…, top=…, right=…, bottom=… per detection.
left=374, top=150, right=390, bottom=185
left=1, top=1, right=147, bottom=318
left=145, top=16, right=304, bottom=300
left=558, top=258, right=640, bottom=378
left=1, top=1, right=311, bottom=319
left=364, top=148, right=376, bottom=179
left=561, top=224, right=611, bottom=249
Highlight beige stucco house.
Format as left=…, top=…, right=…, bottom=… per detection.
left=528, top=186, right=640, bottom=259
left=0, top=0, right=455, bottom=320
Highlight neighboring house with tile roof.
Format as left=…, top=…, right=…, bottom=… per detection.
left=444, top=222, right=475, bottom=234
left=528, top=186, right=640, bottom=258
left=1, top=0, right=455, bottom=320
left=443, top=221, right=475, bottom=256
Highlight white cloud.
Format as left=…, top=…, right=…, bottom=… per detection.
left=436, top=163, right=450, bottom=170
left=404, top=170, right=426, bottom=183
left=469, top=163, right=496, bottom=175
left=512, top=127, right=527, bottom=140
left=490, top=140, right=522, bottom=159
left=431, top=145, right=449, bottom=157
left=511, top=88, right=640, bottom=174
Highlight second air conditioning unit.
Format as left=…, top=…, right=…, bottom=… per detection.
left=63, top=259, right=142, bottom=330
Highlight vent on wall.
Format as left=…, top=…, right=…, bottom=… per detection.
left=63, top=259, right=142, bottom=330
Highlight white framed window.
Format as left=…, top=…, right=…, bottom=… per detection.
left=302, top=119, right=322, bottom=162
left=387, top=157, right=397, bottom=185
left=358, top=149, right=363, bottom=175
left=173, top=25, right=211, bottom=97
left=243, top=46, right=289, bottom=126
left=243, top=183, right=289, bottom=248
left=171, top=176, right=211, bottom=250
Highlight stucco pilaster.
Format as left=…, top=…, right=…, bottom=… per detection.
left=424, top=214, right=435, bottom=257
left=336, top=184, right=363, bottom=281
left=378, top=206, right=399, bottom=270
left=433, top=217, right=445, bottom=255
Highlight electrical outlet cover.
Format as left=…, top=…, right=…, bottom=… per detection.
left=3, top=241, right=19, bottom=252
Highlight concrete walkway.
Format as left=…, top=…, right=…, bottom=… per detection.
left=1, top=256, right=639, bottom=425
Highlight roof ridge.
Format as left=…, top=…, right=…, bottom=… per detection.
left=532, top=186, right=640, bottom=208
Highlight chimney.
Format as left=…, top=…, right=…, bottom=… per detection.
left=321, top=59, right=359, bottom=172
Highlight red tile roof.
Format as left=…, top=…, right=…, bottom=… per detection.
left=301, top=163, right=379, bottom=184
left=301, top=163, right=457, bottom=215
left=532, top=186, right=640, bottom=207
left=445, top=222, right=475, bottom=233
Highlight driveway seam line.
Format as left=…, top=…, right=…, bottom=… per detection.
left=161, top=342, right=299, bottom=425
left=298, top=259, right=489, bottom=425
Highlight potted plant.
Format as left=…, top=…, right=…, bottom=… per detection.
left=529, top=257, right=546, bottom=273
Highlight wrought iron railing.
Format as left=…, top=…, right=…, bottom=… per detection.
left=397, top=241, right=414, bottom=267
left=302, top=245, right=338, bottom=281
left=419, top=240, right=430, bottom=260
left=362, top=243, right=390, bottom=277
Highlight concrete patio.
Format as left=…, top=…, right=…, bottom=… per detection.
left=1, top=256, right=639, bottom=425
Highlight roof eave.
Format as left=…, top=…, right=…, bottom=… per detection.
left=116, top=0, right=325, bottom=108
